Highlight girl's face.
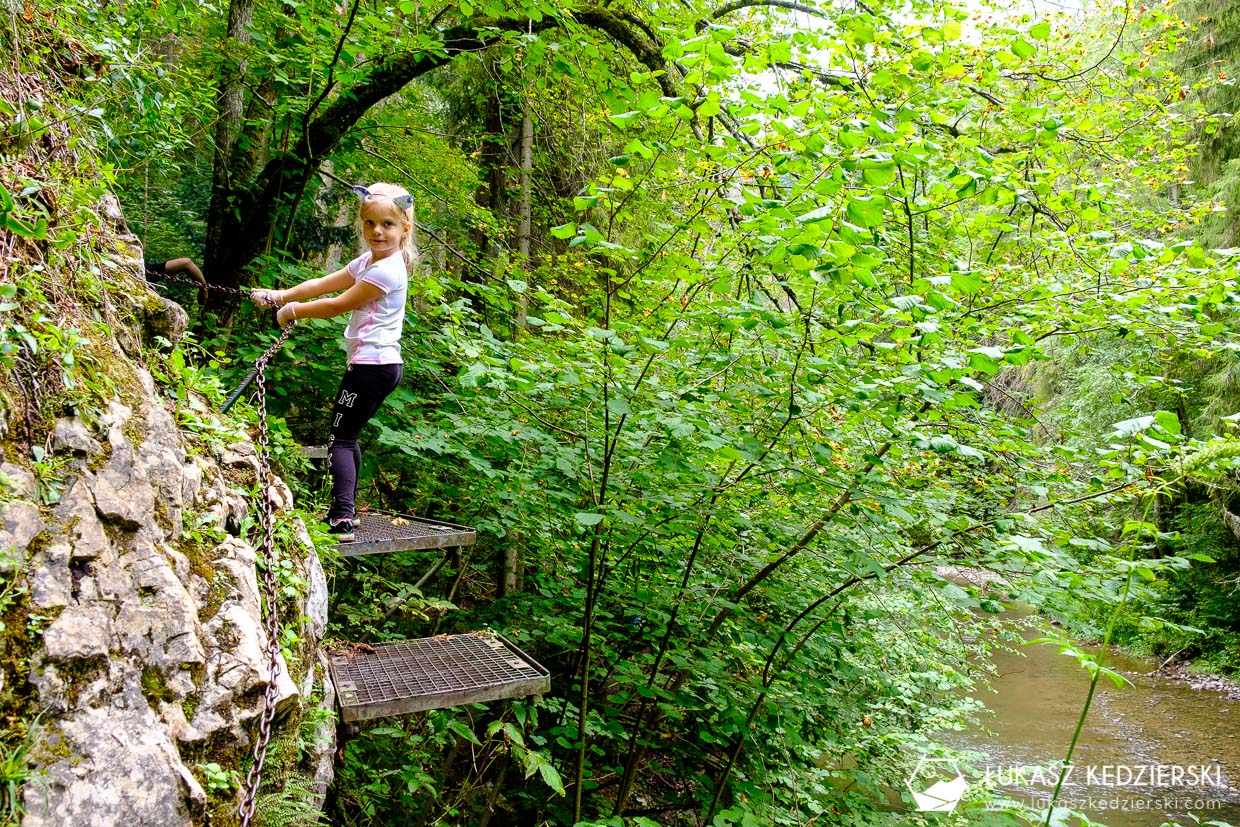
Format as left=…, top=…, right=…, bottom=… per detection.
left=360, top=200, right=409, bottom=260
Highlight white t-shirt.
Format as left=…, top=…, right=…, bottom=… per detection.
left=343, top=251, right=407, bottom=364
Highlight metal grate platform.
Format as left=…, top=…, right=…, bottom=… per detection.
left=330, top=633, right=550, bottom=722
left=337, top=512, right=476, bottom=556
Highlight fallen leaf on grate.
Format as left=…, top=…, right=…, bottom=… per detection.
left=391, top=517, right=411, bottom=525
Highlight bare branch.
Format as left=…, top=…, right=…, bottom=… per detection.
left=967, top=84, right=1004, bottom=106
left=1006, top=0, right=1130, bottom=84
left=301, top=0, right=364, bottom=133
left=705, top=0, right=831, bottom=27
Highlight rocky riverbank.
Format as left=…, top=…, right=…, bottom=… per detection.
left=1151, top=661, right=1240, bottom=701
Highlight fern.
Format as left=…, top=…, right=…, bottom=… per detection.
left=251, top=701, right=335, bottom=827
left=254, top=771, right=325, bottom=827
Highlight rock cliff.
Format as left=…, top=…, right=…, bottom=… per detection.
left=1, top=83, right=333, bottom=827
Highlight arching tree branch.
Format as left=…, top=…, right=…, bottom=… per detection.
left=704, top=0, right=834, bottom=27
left=204, top=7, right=682, bottom=300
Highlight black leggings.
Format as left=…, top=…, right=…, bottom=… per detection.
left=326, top=363, right=402, bottom=521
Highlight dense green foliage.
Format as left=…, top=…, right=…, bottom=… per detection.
left=8, top=0, right=1240, bottom=824
left=1017, top=0, right=1240, bottom=678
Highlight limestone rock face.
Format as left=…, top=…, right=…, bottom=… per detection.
left=13, top=390, right=331, bottom=825
left=138, top=295, right=189, bottom=350
left=51, top=416, right=103, bottom=456
left=0, top=499, right=44, bottom=573
left=42, top=606, right=112, bottom=661
left=23, top=707, right=194, bottom=827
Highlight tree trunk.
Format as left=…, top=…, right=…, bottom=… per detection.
left=476, top=69, right=510, bottom=264
left=515, top=109, right=533, bottom=333
left=497, top=531, right=522, bottom=597
left=204, top=0, right=256, bottom=318
left=496, top=109, right=535, bottom=597
left=1222, top=507, right=1240, bottom=547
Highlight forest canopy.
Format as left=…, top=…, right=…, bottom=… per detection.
left=6, top=0, right=1240, bottom=823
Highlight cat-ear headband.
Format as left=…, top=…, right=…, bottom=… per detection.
left=352, top=185, right=413, bottom=211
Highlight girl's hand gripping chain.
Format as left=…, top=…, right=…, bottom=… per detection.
left=250, top=289, right=285, bottom=308
left=276, top=302, right=298, bottom=327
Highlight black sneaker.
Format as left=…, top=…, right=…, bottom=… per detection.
left=327, top=517, right=356, bottom=542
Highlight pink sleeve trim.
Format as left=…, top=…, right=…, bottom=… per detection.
left=359, top=273, right=394, bottom=294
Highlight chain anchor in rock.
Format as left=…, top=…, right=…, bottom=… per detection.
left=237, top=322, right=297, bottom=827
left=221, top=368, right=260, bottom=414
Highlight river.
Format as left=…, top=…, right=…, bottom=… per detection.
left=953, top=619, right=1240, bottom=826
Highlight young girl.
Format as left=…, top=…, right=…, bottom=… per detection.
left=251, top=182, right=415, bottom=541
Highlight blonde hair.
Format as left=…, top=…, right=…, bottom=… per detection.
left=356, top=181, right=418, bottom=267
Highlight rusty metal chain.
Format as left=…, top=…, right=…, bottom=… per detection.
left=238, top=322, right=298, bottom=827
left=144, top=268, right=260, bottom=297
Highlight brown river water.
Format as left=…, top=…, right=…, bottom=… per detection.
left=952, top=622, right=1240, bottom=826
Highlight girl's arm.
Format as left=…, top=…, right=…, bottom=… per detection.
left=276, top=279, right=384, bottom=327
left=251, top=267, right=354, bottom=308
left=281, top=267, right=354, bottom=302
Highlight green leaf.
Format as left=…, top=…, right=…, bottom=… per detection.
left=860, top=160, right=897, bottom=186
left=502, top=722, right=525, bottom=746
left=799, top=205, right=835, bottom=224
left=1030, top=21, right=1051, bottom=39
left=608, top=111, right=641, bottom=128
left=950, top=271, right=982, bottom=294
left=1153, top=410, right=1181, bottom=435
left=1110, top=415, right=1156, bottom=437
left=1011, top=38, right=1037, bottom=59
left=697, top=97, right=721, bottom=118
left=846, top=196, right=885, bottom=228
left=550, top=223, right=577, bottom=239
left=968, top=348, right=1001, bottom=376
left=607, top=396, right=631, bottom=416
left=4, top=214, right=47, bottom=240
left=447, top=718, right=482, bottom=745
left=958, top=376, right=985, bottom=392
left=538, top=761, right=566, bottom=795
left=838, top=131, right=867, bottom=150
left=851, top=21, right=875, bottom=45
left=574, top=512, right=604, bottom=526
left=854, top=269, right=879, bottom=289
